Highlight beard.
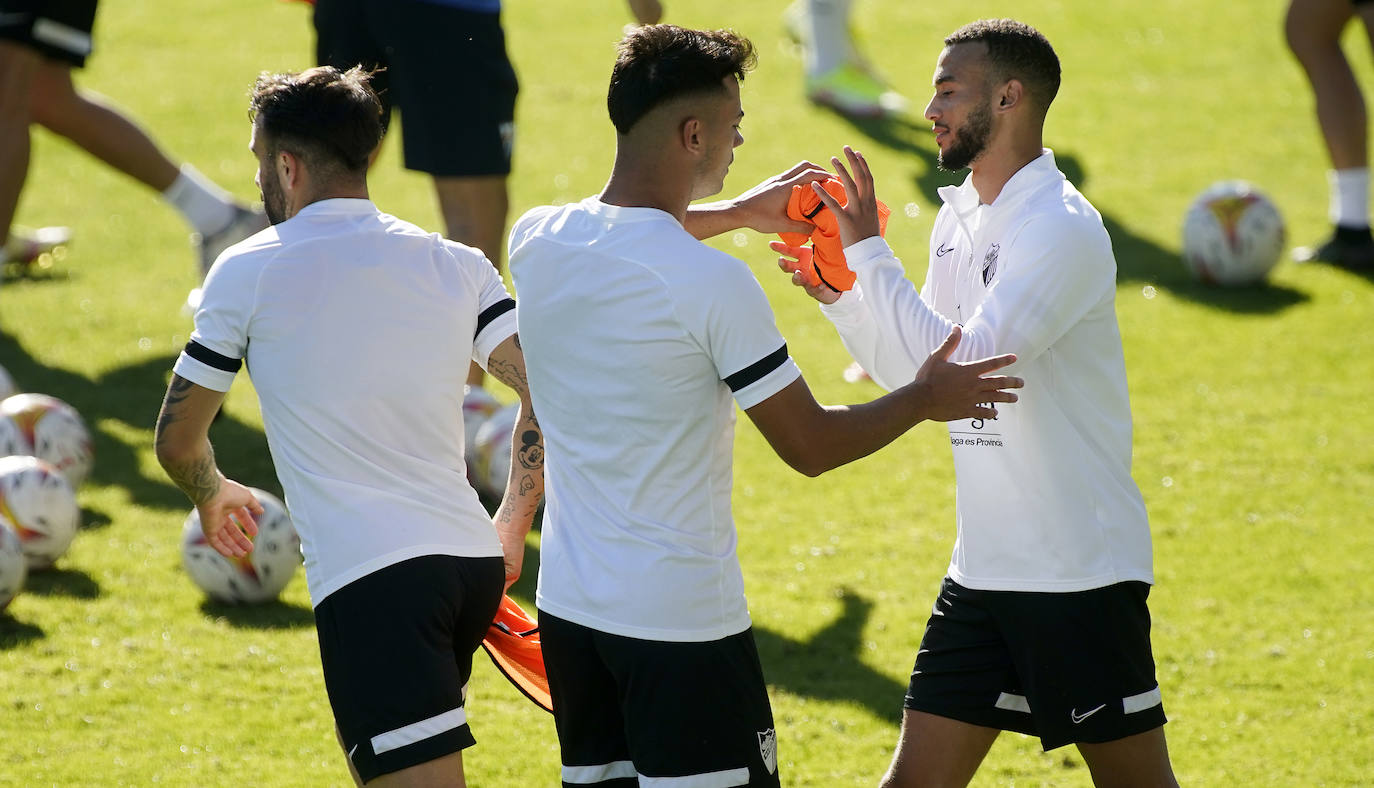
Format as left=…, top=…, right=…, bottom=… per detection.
left=260, top=174, right=288, bottom=225
left=937, top=100, right=993, bottom=172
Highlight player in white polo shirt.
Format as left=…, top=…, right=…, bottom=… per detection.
left=152, top=66, right=543, bottom=787
left=774, top=19, right=1179, bottom=788
left=509, top=24, right=1024, bottom=788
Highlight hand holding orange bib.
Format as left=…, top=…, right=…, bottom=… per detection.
left=778, top=177, right=890, bottom=292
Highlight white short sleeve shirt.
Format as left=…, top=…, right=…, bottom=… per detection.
left=510, top=198, right=801, bottom=641
left=173, top=199, right=516, bottom=606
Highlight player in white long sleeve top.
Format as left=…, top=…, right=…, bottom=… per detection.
left=774, top=19, right=1179, bottom=788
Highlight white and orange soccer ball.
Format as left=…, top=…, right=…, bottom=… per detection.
left=462, top=385, right=502, bottom=488
left=0, top=514, right=28, bottom=611
left=473, top=403, right=521, bottom=500
left=0, top=455, right=81, bottom=570
left=0, top=393, right=94, bottom=488
left=1181, top=181, right=1286, bottom=286
left=181, top=487, right=301, bottom=604
left=0, top=364, right=16, bottom=401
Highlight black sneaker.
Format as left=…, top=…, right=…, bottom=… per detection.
left=1292, top=225, right=1374, bottom=270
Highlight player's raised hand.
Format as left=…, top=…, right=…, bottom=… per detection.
left=912, top=326, right=1023, bottom=423
left=731, top=161, right=831, bottom=235
left=196, top=477, right=264, bottom=558
left=809, top=146, right=883, bottom=249
left=769, top=240, right=840, bottom=304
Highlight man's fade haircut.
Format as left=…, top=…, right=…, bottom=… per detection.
left=249, top=65, right=384, bottom=176
left=607, top=24, right=756, bottom=135
left=946, top=19, right=1060, bottom=112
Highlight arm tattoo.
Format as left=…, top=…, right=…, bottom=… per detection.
left=165, top=447, right=222, bottom=505
left=154, top=375, right=198, bottom=453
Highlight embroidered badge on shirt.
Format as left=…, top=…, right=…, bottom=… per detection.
left=982, top=243, right=1000, bottom=286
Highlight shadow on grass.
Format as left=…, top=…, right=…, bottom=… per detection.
left=81, top=507, right=113, bottom=531
left=755, top=588, right=905, bottom=725
left=25, top=566, right=101, bottom=598
left=0, top=613, right=44, bottom=649
left=0, top=331, right=280, bottom=516
left=198, top=597, right=314, bottom=629
left=820, top=110, right=1309, bottom=314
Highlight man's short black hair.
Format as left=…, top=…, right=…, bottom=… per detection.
left=946, top=19, right=1061, bottom=111
left=249, top=65, right=384, bottom=175
left=607, top=24, right=756, bottom=135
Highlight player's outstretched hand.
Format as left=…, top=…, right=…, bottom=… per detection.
left=196, top=477, right=264, bottom=559
left=731, top=161, right=831, bottom=235
left=809, top=146, right=883, bottom=249
left=770, top=240, right=840, bottom=304
left=913, top=326, right=1023, bottom=423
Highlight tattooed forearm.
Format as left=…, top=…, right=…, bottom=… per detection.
left=487, top=355, right=528, bottom=394
left=162, top=445, right=222, bottom=505
left=154, top=376, right=198, bottom=452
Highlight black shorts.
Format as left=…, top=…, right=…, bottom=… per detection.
left=904, top=577, right=1167, bottom=751
left=539, top=612, right=781, bottom=787
left=313, top=0, right=518, bottom=177
left=0, top=0, right=97, bottom=67
left=314, top=554, right=504, bottom=783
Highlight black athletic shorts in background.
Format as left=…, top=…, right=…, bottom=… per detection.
left=313, top=0, right=518, bottom=177
left=315, top=554, right=504, bottom=783
left=904, top=577, right=1167, bottom=750
left=0, top=0, right=98, bottom=67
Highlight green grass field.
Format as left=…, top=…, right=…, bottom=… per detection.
left=3, top=0, right=1373, bottom=785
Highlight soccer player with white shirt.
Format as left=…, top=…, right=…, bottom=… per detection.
left=773, top=19, right=1179, bottom=788
left=153, top=66, right=543, bottom=788
left=509, top=24, right=1024, bottom=788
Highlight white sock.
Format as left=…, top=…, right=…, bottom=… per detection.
left=163, top=164, right=239, bottom=236
left=804, top=0, right=853, bottom=77
left=1329, top=167, right=1370, bottom=229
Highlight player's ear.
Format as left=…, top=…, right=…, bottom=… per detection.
left=680, top=116, right=703, bottom=153
left=996, top=79, right=1023, bottom=112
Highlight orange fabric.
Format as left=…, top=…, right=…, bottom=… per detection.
left=481, top=595, right=553, bottom=713
left=780, top=177, right=890, bottom=292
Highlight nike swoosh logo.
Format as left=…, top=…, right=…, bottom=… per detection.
left=936, top=244, right=955, bottom=257
left=1070, top=703, right=1107, bottom=724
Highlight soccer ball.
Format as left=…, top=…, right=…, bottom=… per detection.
left=462, top=385, right=501, bottom=487
left=0, top=455, right=81, bottom=570
left=0, top=364, right=16, bottom=400
left=1181, top=181, right=1286, bottom=286
left=473, top=403, right=521, bottom=500
left=0, top=515, right=27, bottom=611
left=181, top=487, right=301, bottom=604
left=0, top=393, right=94, bottom=488
left=0, top=415, right=26, bottom=457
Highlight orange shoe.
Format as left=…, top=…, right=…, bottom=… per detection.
left=481, top=594, right=553, bottom=713
left=780, top=177, right=889, bottom=292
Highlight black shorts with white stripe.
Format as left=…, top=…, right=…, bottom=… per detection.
left=315, top=554, right=504, bottom=783
left=0, top=0, right=98, bottom=67
left=540, top=612, right=781, bottom=787
left=904, top=577, right=1167, bottom=750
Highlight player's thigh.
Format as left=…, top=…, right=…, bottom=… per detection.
left=373, top=1, right=517, bottom=177
left=1077, top=727, right=1178, bottom=788
left=1285, top=0, right=1355, bottom=52
left=607, top=628, right=781, bottom=787
left=880, top=710, right=999, bottom=788
left=367, top=751, right=467, bottom=788
left=538, top=611, right=636, bottom=786
left=993, top=581, right=1167, bottom=752
left=315, top=555, right=504, bottom=785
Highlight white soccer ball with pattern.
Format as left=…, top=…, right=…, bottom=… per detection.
left=181, top=487, right=302, bottom=604
left=0, top=514, right=28, bottom=611
left=0, top=393, right=94, bottom=488
left=0, top=415, right=26, bottom=457
left=473, top=403, right=520, bottom=500
left=0, top=455, right=81, bottom=570
left=462, top=385, right=501, bottom=488
left=0, top=364, right=16, bottom=401
left=1182, top=181, right=1286, bottom=286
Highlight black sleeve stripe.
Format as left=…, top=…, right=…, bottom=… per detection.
left=723, top=344, right=790, bottom=392
left=183, top=340, right=242, bottom=373
left=475, top=298, right=517, bottom=339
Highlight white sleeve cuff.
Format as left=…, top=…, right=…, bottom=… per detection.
left=842, top=236, right=897, bottom=270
